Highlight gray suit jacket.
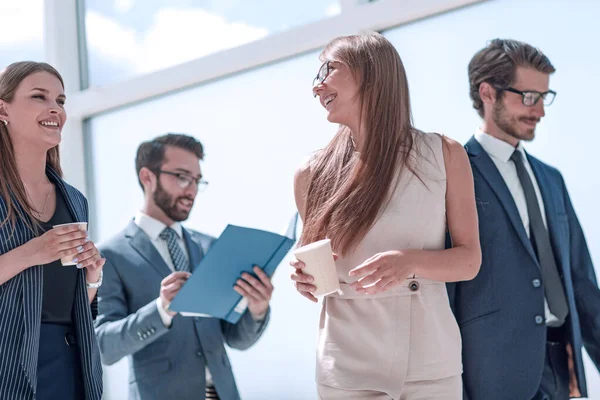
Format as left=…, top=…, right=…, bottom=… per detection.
left=95, top=220, right=270, bottom=400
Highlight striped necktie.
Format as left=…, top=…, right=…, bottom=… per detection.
left=159, top=227, right=190, bottom=272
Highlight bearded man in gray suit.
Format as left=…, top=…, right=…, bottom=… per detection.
left=95, top=133, right=273, bottom=400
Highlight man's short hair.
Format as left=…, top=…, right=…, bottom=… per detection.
left=135, top=133, right=204, bottom=189
left=468, top=39, right=555, bottom=118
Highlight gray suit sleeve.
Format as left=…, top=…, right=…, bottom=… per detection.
left=220, top=307, right=271, bottom=350
left=94, top=255, right=170, bottom=365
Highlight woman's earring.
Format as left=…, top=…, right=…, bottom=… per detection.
left=1, top=120, right=7, bottom=126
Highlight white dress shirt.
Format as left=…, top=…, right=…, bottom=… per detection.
left=134, top=211, right=214, bottom=384
left=135, top=211, right=186, bottom=274
left=474, top=130, right=560, bottom=326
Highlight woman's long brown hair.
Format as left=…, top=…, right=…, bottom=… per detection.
left=299, top=32, right=420, bottom=256
left=0, top=62, right=64, bottom=234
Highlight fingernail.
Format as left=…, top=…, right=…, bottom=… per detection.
left=85, top=237, right=91, bottom=243
left=72, top=258, right=78, bottom=263
left=77, top=246, right=84, bottom=253
left=76, top=263, right=83, bottom=269
left=308, top=277, right=314, bottom=283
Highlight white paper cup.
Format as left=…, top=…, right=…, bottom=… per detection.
left=53, top=222, right=88, bottom=266
left=293, top=238, right=340, bottom=297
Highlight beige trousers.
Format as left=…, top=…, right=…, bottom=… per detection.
left=317, top=374, right=462, bottom=400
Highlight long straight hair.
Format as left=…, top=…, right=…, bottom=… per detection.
left=299, top=32, right=420, bottom=255
left=0, top=61, right=64, bottom=234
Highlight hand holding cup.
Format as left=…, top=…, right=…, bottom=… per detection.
left=290, top=239, right=340, bottom=303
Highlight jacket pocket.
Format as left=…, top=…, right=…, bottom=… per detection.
left=459, top=309, right=501, bottom=329
left=556, top=213, right=569, bottom=235
left=129, top=358, right=170, bottom=383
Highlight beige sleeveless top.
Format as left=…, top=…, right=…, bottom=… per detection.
left=316, top=132, right=462, bottom=395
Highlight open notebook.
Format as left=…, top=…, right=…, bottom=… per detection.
left=169, top=214, right=298, bottom=324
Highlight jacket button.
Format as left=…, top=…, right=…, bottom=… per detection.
left=409, top=281, right=419, bottom=291
left=535, top=315, right=544, bottom=325
left=532, top=279, right=541, bottom=288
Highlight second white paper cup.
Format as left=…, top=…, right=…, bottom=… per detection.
left=53, top=222, right=88, bottom=266
left=293, top=238, right=340, bottom=297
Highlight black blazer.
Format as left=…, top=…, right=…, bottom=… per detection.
left=0, top=166, right=103, bottom=400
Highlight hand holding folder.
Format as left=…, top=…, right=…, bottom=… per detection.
left=169, top=214, right=298, bottom=324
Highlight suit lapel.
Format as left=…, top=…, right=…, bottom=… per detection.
left=182, top=228, right=204, bottom=272
left=47, top=166, right=85, bottom=223
left=125, top=220, right=172, bottom=279
left=466, top=137, right=539, bottom=266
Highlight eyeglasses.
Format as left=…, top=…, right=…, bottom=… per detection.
left=496, top=87, right=557, bottom=107
left=312, top=61, right=331, bottom=97
left=156, top=170, right=208, bottom=191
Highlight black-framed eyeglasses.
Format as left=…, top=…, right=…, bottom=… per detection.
left=496, top=87, right=557, bottom=107
left=156, top=170, right=208, bottom=191
left=312, top=61, right=331, bottom=98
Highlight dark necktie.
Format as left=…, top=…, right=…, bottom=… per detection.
left=159, top=227, right=190, bottom=272
left=511, top=150, right=568, bottom=324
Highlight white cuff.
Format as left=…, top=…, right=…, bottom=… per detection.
left=251, top=309, right=267, bottom=322
left=156, top=297, right=174, bottom=328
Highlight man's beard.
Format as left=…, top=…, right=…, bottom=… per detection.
left=492, top=100, right=539, bottom=142
left=153, top=181, right=193, bottom=222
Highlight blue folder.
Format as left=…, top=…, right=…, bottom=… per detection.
left=169, top=214, right=298, bottom=324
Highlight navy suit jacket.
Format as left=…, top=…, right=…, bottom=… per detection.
left=447, top=137, right=600, bottom=399
left=95, top=221, right=270, bottom=400
left=0, top=166, right=103, bottom=400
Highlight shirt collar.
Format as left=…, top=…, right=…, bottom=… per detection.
left=474, top=128, right=526, bottom=163
left=134, top=210, right=183, bottom=241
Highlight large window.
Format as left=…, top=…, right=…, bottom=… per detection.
left=85, top=0, right=600, bottom=398
left=82, top=0, right=340, bottom=87
left=0, top=0, right=44, bottom=68
left=88, top=50, right=333, bottom=400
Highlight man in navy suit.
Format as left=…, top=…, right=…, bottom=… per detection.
left=447, top=39, right=600, bottom=400
left=95, top=133, right=273, bottom=400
